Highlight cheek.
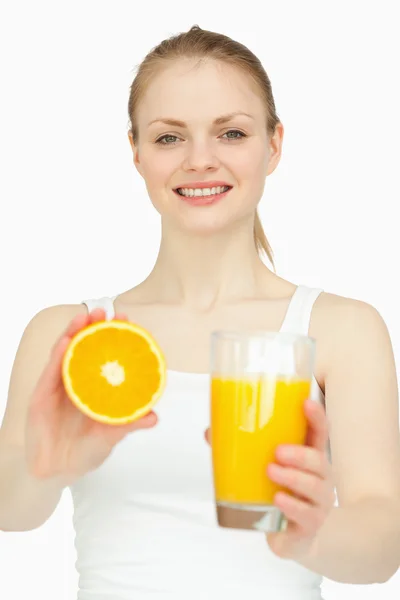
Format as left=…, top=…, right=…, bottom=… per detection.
left=236, top=158, right=264, bottom=182
left=139, top=152, right=179, bottom=211
left=140, top=170, right=169, bottom=204
left=142, top=151, right=180, bottom=188
left=226, top=142, right=268, bottom=181
left=142, top=163, right=167, bottom=184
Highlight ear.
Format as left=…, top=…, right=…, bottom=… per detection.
left=266, top=122, right=284, bottom=177
left=128, top=131, right=143, bottom=177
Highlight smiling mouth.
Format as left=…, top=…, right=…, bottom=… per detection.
left=175, top=185, right=232, bottom=198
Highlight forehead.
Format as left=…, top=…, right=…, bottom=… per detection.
left=137, top=59, right=265, bottom=124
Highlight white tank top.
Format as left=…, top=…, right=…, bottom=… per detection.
left=70, top=285, right=327, bottom=600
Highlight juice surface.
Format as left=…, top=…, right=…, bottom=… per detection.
left=211, top=376, right=311, bottom=505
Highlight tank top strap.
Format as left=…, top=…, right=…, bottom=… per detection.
left=81, top=295, right=117, bottom=321
left=280, top=285, right=324, bottom=336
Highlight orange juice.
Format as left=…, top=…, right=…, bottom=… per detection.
left=211, top=376, right=310, bottom=505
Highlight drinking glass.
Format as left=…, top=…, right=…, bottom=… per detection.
left=210, top=330, right=315, bottom=533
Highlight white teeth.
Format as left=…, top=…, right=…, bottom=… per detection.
left=177, top=186, right=230, bottom=197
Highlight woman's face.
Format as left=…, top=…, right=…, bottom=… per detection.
left=129, top=59, right=283, bottom=235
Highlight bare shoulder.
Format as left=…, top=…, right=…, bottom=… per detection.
left=17, top=302, right=89, bottom=353
left=312, top=291, right=390, bottom=338
left=11, top=301, right=88, bottom=373
left=0, top=302, right=88, bottom=445
left=311, top=290, right=395, bottom=384
left=26, top=302, right=88, bottom=333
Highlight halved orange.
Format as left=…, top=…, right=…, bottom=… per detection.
left=62, top=320, right=166, bottom=425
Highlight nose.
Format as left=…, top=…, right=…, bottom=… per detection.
left=182, top=139, right=220, bottom=172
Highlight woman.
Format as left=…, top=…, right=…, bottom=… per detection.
left=1, top=25, right=399, bottom=600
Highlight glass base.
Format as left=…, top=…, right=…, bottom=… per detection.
left=216, top=500, right=288, bottom=533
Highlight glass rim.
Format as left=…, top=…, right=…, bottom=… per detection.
left=210, top=329, right=315, bottom=346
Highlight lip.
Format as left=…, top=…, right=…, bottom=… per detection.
left=173, top=181, right=233, bottom=190
left=174, top=186, right=232, bottom=206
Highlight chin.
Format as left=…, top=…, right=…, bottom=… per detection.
left=154, top=191, right=257, bottom=235
left=175, top=210, right=250, bottom=238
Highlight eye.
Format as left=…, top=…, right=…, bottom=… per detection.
left=155, top=134, right=180, bottom=145
left=154, top=129, right=247, bottom=145
left=221, top=129, right=247, bottom=141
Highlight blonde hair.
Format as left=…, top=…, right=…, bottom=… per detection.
left=128, top=25, right=282, bottom=268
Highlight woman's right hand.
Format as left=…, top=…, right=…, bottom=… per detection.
left=25, top=308, right=158, bottom=486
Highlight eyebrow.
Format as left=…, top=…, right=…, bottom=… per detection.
left=147, top=111, right=255, bottom=128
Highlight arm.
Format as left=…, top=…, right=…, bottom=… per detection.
left=0, top=442, right=67, bottom=531
left=298, top=296, right=400, bottom=583
left=0, top=304, right=85, bottom=531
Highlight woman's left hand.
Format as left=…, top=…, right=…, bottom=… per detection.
left=264, top=398, right=336, bottom=560
left=205, top=397, right=336, bottom=562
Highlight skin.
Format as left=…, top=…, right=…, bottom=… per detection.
left=118, top=58, right=400, bottom=580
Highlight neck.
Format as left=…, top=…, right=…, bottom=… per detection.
left=143, top=220, right=276, bottom=311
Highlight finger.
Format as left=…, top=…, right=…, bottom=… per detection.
left=103, top=411, right=158, bottom=445
left=267, top=464, right=326, bottom=505
left=63, top=308, right=125, bottom=346
left=114, top=313, right=129, bottom=321
left=204, top=427, right=211, bottom=445
left=275, top=445, right=328, bottom=478
left=274, top=491, right=326, bottom=535
left=132, top=411, right=158, bottom=429
left=88, top=308, right=108, bottom=324
left=304, top=400, right=329, bottom=453
left=118, top=411, right=158, bottom=434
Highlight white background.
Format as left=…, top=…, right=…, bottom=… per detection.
left=0, top=1, right=399, bottom=599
